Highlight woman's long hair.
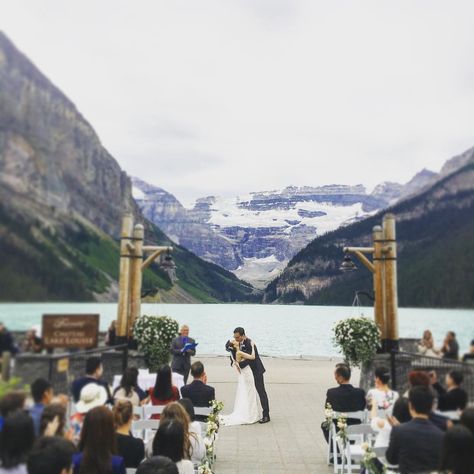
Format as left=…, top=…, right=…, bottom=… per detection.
left=439, top=425, right=474, bottom=474
left=152, top=420, right=186, bottom=463
left=78, top=406, right=117, bottom=474
left=153, top=365, right=173, bottom=400
left=0, top=410, right=35, bottom=468
left=114, top=367, right=138, bottom=398
left=39, top=403, right=67, bottom=436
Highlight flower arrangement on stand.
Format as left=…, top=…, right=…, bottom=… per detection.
left=332, top=317, right=381, bottom=367
left=361, top=443, right=387, bottom=474
left=198, top=400, right=224, bottom=474
left=133, top=315, right=179, bottom=371
left=336, top=413, right=348, bottom=449
left=322, top=402, right=335, bottom=430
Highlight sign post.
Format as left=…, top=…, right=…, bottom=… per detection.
left=42, top=314, right=99, bottom=349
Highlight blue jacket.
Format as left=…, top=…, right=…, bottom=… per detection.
left=72, top=453, right=126, bottom=474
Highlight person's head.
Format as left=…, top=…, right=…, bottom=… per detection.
left=118, top=367, right=139, bottom=397
left=446, top=370, right=463, bottom=388
left=85, top=356, right=103, bottom=378
left=0, top=410, right=35, bottom=468
left=113, top=399, right=133, bottom=429
left=39, top=402, right=67, bottom=437
left=27, top=436, right=75, bottom=474
left=31, top=378, right=54, bottom=404
left=408, top=370, right=430, bottom=388
left=423, top=330, right=432, bottom=340
left=78, top=406, right=117, bottom=474
left=178, top=398, right=196, bottom=423
left=153, top=365, right=173, bottom=400
left=446, top=331, right=456, bottom=342
left=136, top=456, right=179, bottom=474
left=152, top=421, right=186, bottom=462
left=0, top=390, right=26, bottom=416
left=470, top=339, right=474, bottom=354
left=0, top=322, right=5, bottom=332
left=160, top=402, right=190, bottom=435
left=179, top=325, right=189, bottom=337
left=439, top=425, right=474, bottom=474
left=76, top=383, right=108, bottom=414
left=190, top=361, right=205, bottom=380
left=233, top=327, right=246, bottom=343
left=374, top=366, right=391, bottom=388
left=109, top=320, right=116, bottom=330
left=408, top=386, right=434, bottom=417
left=334, top=363, right=351, bottom=384
left=460, top=407, right=474, bottom=436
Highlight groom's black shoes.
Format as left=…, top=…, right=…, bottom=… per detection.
left=259, top=416, right=270, bottom=424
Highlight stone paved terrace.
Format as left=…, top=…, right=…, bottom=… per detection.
left=199, top=355, right=358, bottom=474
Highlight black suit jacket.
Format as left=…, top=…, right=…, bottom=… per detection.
left=170, top=336, right=196, bottom=374
left=226, top=338, right=265, bottom=376
left=433, top=382, right=468, bottom=411
left=181, top=380, right=215, bottom=421
left=325, top=384, right=366, bottom=418
left=386, top=418, right=444, bottom=474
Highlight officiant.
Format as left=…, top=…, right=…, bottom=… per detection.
left=170, top=325, right=196, bottom=384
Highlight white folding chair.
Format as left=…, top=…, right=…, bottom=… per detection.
left=144, top=405, right=165, bottom=418
left=339, top=424, right=376, bottom=474
left=126, top=469, right=136, bottom=474
left=372, top=446, right=399, bottom=472
left=133, top=406, right=144, bottom=419
left=131, top=419, right=160, bottom=440
left=194, top=406, right=213, bottom=417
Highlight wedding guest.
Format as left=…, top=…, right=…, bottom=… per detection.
left=462, top=339, right=474, bottom=362
left=417, top=329, right=441, bottom=357
left=386, top=386, right=444, bottom=474
left=431, top=370, right=468, bottom=412
left=27, top=436, right=75, bottom=474
left=148, top=365, right=180, bottom=420
left=460, top=407, right=474, bottom=435
left=0, top=391, right=26, bottom=416
left=30, top=378, right=54, bottom=435
left=71, top=356, right=112, bottom=403
left=113, top=399, right=145, bottom=468
left=170, top=325, right=196, bottom=384
left=438, top=425, right=474, bottom=474
left=0, top=410, right=35, bottom=474
left=322, top=363, right=366, bottom=443
left=73, top=406, right=126, bottom=474
left=442, top=331, right=459, bottom=360
left=39, top=403, right=71, bottom=439
left=367, top=367, right=399, bottom=447
left=176, top=400, right=206, bottom=465
left=0, top=322, right=18, bottom=355
left=105, top=320, right=117, bottom=347
left=180, top=361, right=215, bottom=421
left=137, top=456, right=179, bottom=474
left=21, top=328, right=43, bottom=353
left=113, top=367, right=147, bottom=406
left=152, top=420, right=194, bottom=474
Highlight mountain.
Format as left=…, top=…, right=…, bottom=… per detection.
left=0, top=31, right=257, bottom=303
left=263, top=148, right=474, bottom=308
left=133, top=171, right=435, bottom=289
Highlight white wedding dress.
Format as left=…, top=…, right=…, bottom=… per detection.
left=221, top=364, right=262, bottom=426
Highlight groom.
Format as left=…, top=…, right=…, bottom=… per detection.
left=225, top=327, right=270, bottom=424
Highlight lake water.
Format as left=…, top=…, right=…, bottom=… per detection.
left=0, top=303, right=473, bottom=357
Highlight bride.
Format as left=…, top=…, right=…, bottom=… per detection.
left=221, top=339, right=262, bottom=426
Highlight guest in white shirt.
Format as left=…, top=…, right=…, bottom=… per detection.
left=178, top=398, right=206, bottom=465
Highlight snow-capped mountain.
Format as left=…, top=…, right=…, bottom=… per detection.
left=133, top=176, right=431, bottom=288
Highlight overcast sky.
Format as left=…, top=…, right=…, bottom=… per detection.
left=3, top=1, right=474, bottom=205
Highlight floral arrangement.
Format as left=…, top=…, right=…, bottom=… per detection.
left=336, top=413, right=348, bottom=448
left=198, top=400, right=224, bottom=474
left=322, top=402, right=335, bottom=430
left=133, top=315, right=179, bottom=371
left=361, top=443, right=386, bottom=474
left=332, top=317, right=381, bottom=367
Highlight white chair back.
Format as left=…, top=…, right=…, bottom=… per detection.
left=194, top=406, right=212, bottom=417
left=133, top=406, right=144, bottom=418
left=131, top=419, right=160, bottom=431
left=144, top=405, right=165, bottom=418
left=126, top=469, right=136, bottom=474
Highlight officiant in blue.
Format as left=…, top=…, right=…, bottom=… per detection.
left=170, top=325, right=197, bottom=384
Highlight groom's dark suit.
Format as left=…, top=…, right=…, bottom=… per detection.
left=225, top=337, right=270, bottom=419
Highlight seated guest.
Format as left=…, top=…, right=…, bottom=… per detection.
left=0, top=391, right=26, bottom=418
left=73, top=406, right=125, bottom=474
left=105, top=320, right=117, bottom=347
left=71, top=356, right=112, bottom=403
left=386, top=386, right=444, bottom=474
left=180, top=361, right=215, bottom=421
left=30, top=378, right=54, bottom=435
left=152, top=420, right=194, bottom=474
left=431, top=370, right=468, bottom=412
left=0, top=410, right=35, bottom=474
left=417, top=329, right=441, bottom=357
left=148, top=365, right=180, bottom=420
left=321, top=363, right=366, bottom=443
left=367, top=367, right=399, bottom=447
left=27, top=436, right=75, bottom=474
left=0, top=322, right=18, bottom=355
left=137, top=456, right=179, bottom=474
left=462, top=339, right=474, bottom=362
left=439, top=425, right=474, bottom=474
left=113, top=400, right=145, bottom=468
left=441, top=331, right=459, bottom=360
left=113, top=367, right=147, bottom=407
left=40, top=403, right=72, bottom=439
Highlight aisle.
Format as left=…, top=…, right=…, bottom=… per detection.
left=199, top=355, right=353, bottom=473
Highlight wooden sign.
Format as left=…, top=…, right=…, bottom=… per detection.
left=42, top=314, right=99, bottom=349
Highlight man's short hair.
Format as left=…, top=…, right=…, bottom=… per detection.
left=234, top=327, right=245, bottom=336
left=31, top=378, right=52, bottom=403
left=85, top=356, right=102, bottom=375
left=137, top=456, right=179, bottom=474
left=27, top=436, right=75, bottom=474
left=409, top=386, right=434, bottom=415
left=449, top=370, right=464, bottom=386
left=335, top=363, right=351, bottom=381
left=190, top=361, right=204, bottom=378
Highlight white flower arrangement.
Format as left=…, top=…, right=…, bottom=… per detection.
left=198, top=399, right=224, bottom=474
left=336, top=413, right=348, bottom=448
left=361, top=443, right=387, bottom=473
left=332, top=317, right=381, bottom=367
left=322, top=402, right=335, bottom=430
